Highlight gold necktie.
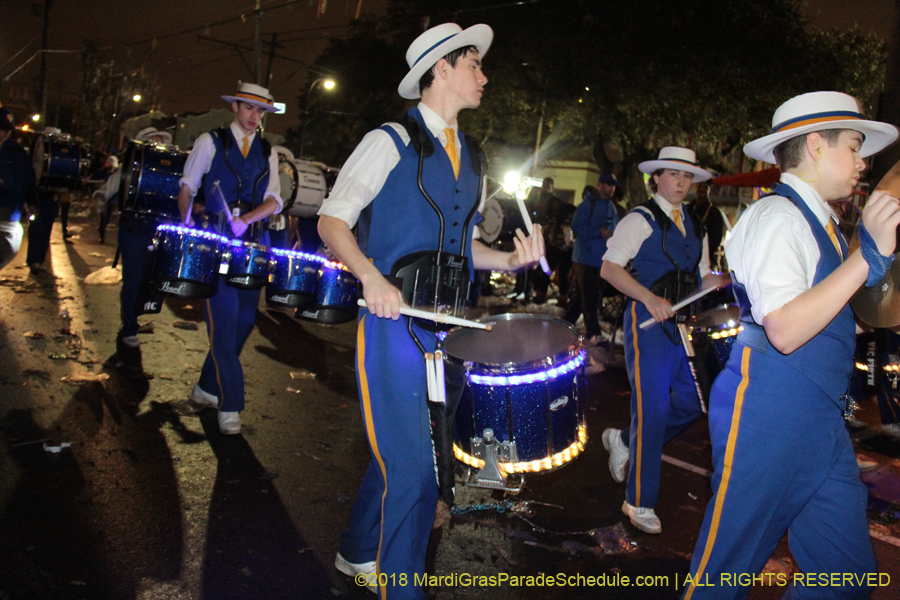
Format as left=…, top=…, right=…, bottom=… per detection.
left=672, top=208, right=685, bottom=235
left=825, top=219, right=843, bottom=261
left=443, top=128, right=459, bottom=179
left=241, top=136, right=250, bottom=158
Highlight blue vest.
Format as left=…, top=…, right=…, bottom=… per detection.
left=630, top=203, right=702, bottom=290
left=357, top=107, right=481, bottom=278
left=732, top=183, right=855, bottom=405
left=202, top=128, right=270, bottom=216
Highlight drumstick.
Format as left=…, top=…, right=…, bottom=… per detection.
left=425, top=352, right=437, bottom=404
left=212, top=180, right=234, bottom=223
left=356, top=299, right=492, bottom=330
left=638, top=284, right=723, bottom=330
left=514, top=197, right=552, bottom=276
left=433, top=350, right=446, bottom=406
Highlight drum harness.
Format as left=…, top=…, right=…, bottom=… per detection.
left=206, top=127, right=272, bottom=243
left=636, top=199, right=705, bottom=346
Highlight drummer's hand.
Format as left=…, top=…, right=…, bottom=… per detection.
left=230, top=216, right=249, bottom=237
left=643, top=295, right=675, bottom=323
left=508, top=224, right=545, bottom=270
left=863, top=190, right=900, bottom=256
left=361, top=273, right=403, bottom=320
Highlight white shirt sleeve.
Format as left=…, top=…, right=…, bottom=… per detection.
left=178, top=132, right=215, bottom=196
left=602, top=210, right=653, bottom=266
left=725, top=197, right=818, bottom=323
left=94, top=169, right=121, bottom=204
left=263, top=147, right=282, bottom=212
left=317, top=127, right=402, bottom=228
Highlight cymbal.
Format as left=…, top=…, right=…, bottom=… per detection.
left=849, top=159, right=900, bottom=327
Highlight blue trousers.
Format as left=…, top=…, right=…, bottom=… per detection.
left=684, top=345, right=876, bottom=600
left=26, top=191, right=58, bottom=265
left=117, top=225, right=155, bottom=338
left=197, top=283, right=260, bottom=411
left=339, top=312, right=437, bottom=600
left=622, top=301, right=703, bottom=508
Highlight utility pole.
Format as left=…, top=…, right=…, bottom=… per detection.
left=265, top=33, right=279, bottom=89
left=255, top=0, right=263, bottom=84
left=39, top=0, right=52, bottom=123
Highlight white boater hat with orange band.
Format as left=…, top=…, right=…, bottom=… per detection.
left=639, top=146, right=712, bottom=182
left=222, top=82, right=278, bottom=113
left=744, top=91, right=898, bottom=163
left=398, top=22, right=493, bottom=100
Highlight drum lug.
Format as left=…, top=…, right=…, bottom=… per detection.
left=469, top=429, right=518, bottom=491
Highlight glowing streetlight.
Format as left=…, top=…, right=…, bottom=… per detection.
left=322, top=79, right=335, bottom=90
left=31, top=114, right=41, bottom=122
left=133, top=94, right=142, bottom=102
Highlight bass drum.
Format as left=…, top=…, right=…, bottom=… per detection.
left=278, top=159, right=327, bottom=218
left=119, top=140, right=188, bottom=222
left=478, top=196, right=527, bottom=244
left=32, top=134, right=87, bottom=191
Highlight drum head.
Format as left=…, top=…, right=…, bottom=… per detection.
left=442, top=313, right=579, bottom=371
left=479, top=197, right=504, bottom=244
left=278, top=160, right=298, bottom=211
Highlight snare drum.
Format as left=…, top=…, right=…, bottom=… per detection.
left=224, top=240, right=270, bottom=290
left=478, top=197, right=528, bottom=244
left=265, top=248, right=324, bottom=308
left=33, top=135, right=86, bottom=190
left=312, top=262, right=358, bottom=324
left=687, top=284, right=740, bottom=401
left=120, top=141, right=188, bottom=222
left=444, top=314, right=587, bottom=475
left=151, top=224, right=228, bottom=299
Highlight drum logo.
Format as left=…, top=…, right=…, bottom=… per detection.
left=143, top=300, right=159, bottom=311
left=160, top=281, right=188, bottom=295
left=229, top=276, right=251, bottom=286
left=270, top=294, right=290, bottom=304
left=549, top=396, right=569, bottom=411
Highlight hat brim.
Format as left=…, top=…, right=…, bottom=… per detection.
left=398, top=24, right=493, bottom=100
left=744, top=119, right=899, bottom=163
left=638, top=160, right=711, bottom=182
left=222, top=95, right=279, bottom=113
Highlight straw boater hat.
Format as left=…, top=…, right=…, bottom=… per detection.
left=136, top=126, right=173, bottom=145
left=639, top=147, right=712, bottom=182
left=397, top=22, right=493, bottom=100
left=744, top=91, right=899, bottom=164
left=221, top=82, right=278, bottom=113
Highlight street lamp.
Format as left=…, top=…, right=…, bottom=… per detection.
left=133, top=94, right=142, bottom=102
left=299, top=77, right=336, bottom=158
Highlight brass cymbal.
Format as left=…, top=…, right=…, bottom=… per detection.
left=849, top=159, right=900, bottom=327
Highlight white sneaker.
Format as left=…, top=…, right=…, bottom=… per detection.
left=602, top=428, right=629, bottom=483
left=218, top=411, right=242, bottom=435
left=622, top=501, right=662, bottom=534
left=335, top=552, right=377, bottom=593
left=189, top=385, right=219, bottom=410
left=881, top=423, right=900, bottom=440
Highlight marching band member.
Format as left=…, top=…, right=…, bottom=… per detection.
left=177, top=82, right=282, bottom=434
left=601, top=147, right=715, bottom=535
left=317, top=23, right=543, bottom=598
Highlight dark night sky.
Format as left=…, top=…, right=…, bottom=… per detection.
left=0, top=0, right=895, bottom=136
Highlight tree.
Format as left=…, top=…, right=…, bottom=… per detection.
left=289, top=0, right=887, bottom=204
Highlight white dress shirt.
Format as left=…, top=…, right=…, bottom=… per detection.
left=725, top=172, right=840, bottom=324
left=318, top=102, right=483, bottom=231
left=603, top=193, right=711, bottom=277
left=178, top=121, right=282, bottom=212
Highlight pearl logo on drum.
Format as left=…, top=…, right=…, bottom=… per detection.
left=549, top=396, right=569, bottom=411
left=161, top=281, right=188, bottom=295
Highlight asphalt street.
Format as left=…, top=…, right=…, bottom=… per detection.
left=1, top=206, right=898, bottom=600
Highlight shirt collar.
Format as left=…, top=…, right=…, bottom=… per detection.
left=652, top=194, right=682, bottom=218
left=780, top=172, right=836, bottom=227
left=417, top=102, right=455, bottom=139
left=230, top=121, right=256, bottom=144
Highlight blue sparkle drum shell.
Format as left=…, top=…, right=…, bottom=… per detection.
left=687, top=283, right=740, bottom=395
left=443, top=314, right=587, bottom=472
left=35, top=136, right=85, bottom=190
left=120, top=141, right=188, bottom=222
left=313, top=263, right=358, bottom=324
left=265, top=249, right=323, bottom=308
left=224, top=241, right=270, bottom=290
left=151, top=225, right=228, bottom=299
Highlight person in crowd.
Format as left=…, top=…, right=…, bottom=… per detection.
left=26, top=127, right=66, bottom=273
left=0, top=106, right=35, bottom=271
left=531, top=177, right=575, bottom=304
left=177, top=82, right=282, bottom=434
left=317, top=22, right=543, bottom=598
left=683, top=91, right=900, bottom=599
left=565, top=173, right=619, bottom=344
left=95, top=154, right=119, bottom=244
left=689, top=181, right=728, bottom=272
left=600, top=146, right=716, bottom=535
